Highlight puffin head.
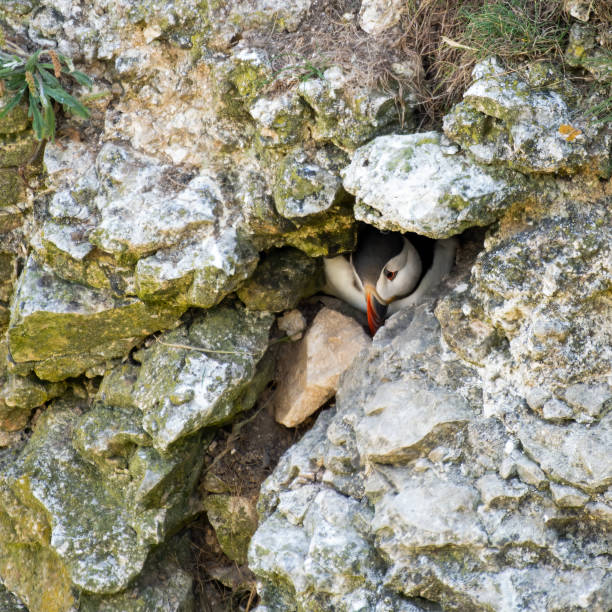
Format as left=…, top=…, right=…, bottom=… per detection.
left=351, top=226, right=422, bottom=335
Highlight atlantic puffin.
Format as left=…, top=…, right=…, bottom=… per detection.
left=324, top=225, right=457, bottom=335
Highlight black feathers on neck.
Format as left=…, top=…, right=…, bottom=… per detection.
left=351, top=225, right=405, bottom=285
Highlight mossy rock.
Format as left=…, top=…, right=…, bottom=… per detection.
left=237, top=247, right=323, bottom=312
left=0, top=98, right=29, bottom=135
left=273, top=145, right=349, bottom=219
left=0, top=169, right=24, bottom=208
left=7, top=258, right=185, bottom=381
left=132, top=303, right=274, bottom=452
left=33, top=222, right=133, bottom=293
left=135, top=228, right=259, bottom=309
left=0, top=543, right=76, bottom=612
left=0, top=370, right=66, bottom=432
left=79, top=534, right=195, bottom=612
left=0, top=132, right=39, bottom=169
left=204, top=494, right=258, bottom=565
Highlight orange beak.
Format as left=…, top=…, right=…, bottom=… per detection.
left=365, top=289, right=387, bottom=336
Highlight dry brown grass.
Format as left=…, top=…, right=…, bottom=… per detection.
left=245, top=0, right=576, bottom=127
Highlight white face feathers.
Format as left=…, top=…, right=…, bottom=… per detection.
left=375, top=238, right=422, bottom=303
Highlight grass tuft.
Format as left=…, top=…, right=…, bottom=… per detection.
left=460, top=0, right=569, bottom=60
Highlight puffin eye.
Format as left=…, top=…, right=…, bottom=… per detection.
left=385, top=269, right=397, bottom=281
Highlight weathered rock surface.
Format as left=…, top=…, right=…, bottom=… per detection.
left=0, top=393, right=205, bottom=605
left=343, top=131, right=529, bottom=238
left=297, top=65, right=416, bottom=151
left=7, top=258, right=183, bottom=381
left=0, top=301, right=274, bottom=609
left=274, top=145, right=350, bottom=220
left=203, top=495, right=258, bottom=565
left=466, top=196, right=612, bottom=407
left=0, top=345, right=66, bottom=431
left=443, top=58, right=611, bottom=176
left=79, top=534, right=195, bottom=612
left=237, top=248, right=323, bottom=312
left=359, top=0, right=404, bottom=35
left=273, top=308, right=370, bottom=427
left=38, top=142, right=260, bottom=310
left=0, top=0, right=610, bottom=608
left=132, top=303, right=274, bottom=452
left=0, top=97, right=35, bottom=334
left=251, top=291, right=612, bottom=611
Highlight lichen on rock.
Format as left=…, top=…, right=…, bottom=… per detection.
left=0, top=0, right=611, bottom=608
left=7, top=258, right=184, bottom=381
left=236, top=247, right=323, bottom=312
left=297, top=65, right=416, bottom=151
left=343, top=131, right=530, bottom=238
left=443, top=57, right=611, bottom=176
left=132, top=303, right=274, bottom=452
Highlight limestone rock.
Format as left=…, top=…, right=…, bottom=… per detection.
left=237, top=248, right=323, bottom=312
left=250, top=488, right=393, bottom=611
left=468, top=198, right=612, bottom=404
left=359, top=0, right=404, bottom=35
left=355, top=378, right=473, bottom=464
left=550, top=482, right=589, bottom=508
left=273, top=308, right=370, bottom=427
left=234, top=153, right=357, bottom=257
left=89, top=144, right=219, bottom=264
left=562, top=382, right=612, bottom=419
left=37, top=142, right=258, bottom=309
left=133, top=304, right=274, bottom=452
left=0, top=95, right=30, bottom=134
left=7, top=258, right=183, bottom=381
left=343, top=131, right=529, bottom=238
left=0, top=131, right=38, bottom=169
left=0, top=371, right=66, bottom=432
left=517, top=412, right=612, bottom=493
left=134, top=226, right=259, bottom=308
left=274, top=145, right=349, bottom=219
left=197, top=0, right=313, bottom=51
left=0, top=403, right=149, bottom=596
left=372, top=468, right=487, bottom=551
left=251, top=304, right=612, bottom=611
left=0, top=376, right=208, bottom=609
left=297, top=65, right=415, bottom=150
left=250, top=91, right=311, bottom=147
left=564, top=0, right=592, bottom=21
left=204, top=495, right=258, bottom=565
left=0, top=583, right=27, bottom=611
left=443, top=58, right=611, bottom=176
left=79, top=534, right=195, bottom=612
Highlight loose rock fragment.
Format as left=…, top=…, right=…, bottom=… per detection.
left=273, top=308, right=369, bottom=427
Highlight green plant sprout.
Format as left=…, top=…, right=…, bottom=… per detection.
left=0, top=41, right=92, bottom=141
left=258, top=53, right=329, bottom=91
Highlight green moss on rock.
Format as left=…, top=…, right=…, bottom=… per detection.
left=132, top=303, right=274, bottom=452
left=7, top=258, right=185, bottom=381
left=0, top=543, right=76, bottom=612
left=0, top=98, right=29, bottom=135
left=204, top=494, right=258, bottom=564
left=0, top=169, right=23, bottom=208
left=237, top=247, right=323, bottom=312
left=0, top=132, right=39, bottom=169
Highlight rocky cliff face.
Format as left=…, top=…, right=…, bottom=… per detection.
left=0, top=1, right=610, bottom=611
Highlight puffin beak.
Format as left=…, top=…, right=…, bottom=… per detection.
left=365, top=287, right=388, bottom=336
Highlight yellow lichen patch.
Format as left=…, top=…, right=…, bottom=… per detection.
left=0, top=544, right=75, bottom=612
left=558, top=124, right=582, bottom=142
